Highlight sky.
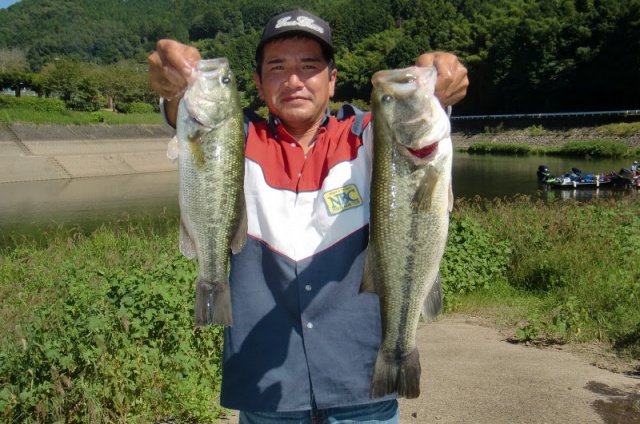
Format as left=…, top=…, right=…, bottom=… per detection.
left=0, top=0, right=20, bottom=9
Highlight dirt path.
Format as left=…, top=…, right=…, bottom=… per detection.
left=217, top=315, right=639, bottom=424
left=397, top=315, right=639, bottom=424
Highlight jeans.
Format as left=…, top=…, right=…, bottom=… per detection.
left=238, top=399, right=399, bottom=424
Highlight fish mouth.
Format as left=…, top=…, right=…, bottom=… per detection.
left=406, top=142, right=439, bottom=158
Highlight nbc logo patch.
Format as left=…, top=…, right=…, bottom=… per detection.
left=323, top=184, right=363, bottom=215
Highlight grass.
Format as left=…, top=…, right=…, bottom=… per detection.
left=467, top=142, right=533, bottom=155
left=0, top=215, right=227, bottom=423
left=596, top=122, right=640, bottom=137
left=0, top=107, right=165, bottom=126
left=480, top=122, right=640, bottom=137
left=468, top=122, right=640, bottom=157
left=443, top=195, right=640, bottom=360
left=465, top=139, right=640, bottom=158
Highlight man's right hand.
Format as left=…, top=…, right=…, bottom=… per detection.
left=148, top=39, right=201, bottom=126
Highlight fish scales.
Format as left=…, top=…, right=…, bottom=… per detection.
left=363, top=66, right=453, bottom=399
left=175, top=58, right=247, bottom=327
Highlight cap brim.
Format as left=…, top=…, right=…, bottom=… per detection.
left=255, top=32, right=334, bottom=61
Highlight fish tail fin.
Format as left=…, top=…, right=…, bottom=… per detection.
left=370, top=348, right=421, bottom=400
left=194, top=278, right=233, bottom=327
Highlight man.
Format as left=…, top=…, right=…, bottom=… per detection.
left=148, top=9, right=468, bottom=424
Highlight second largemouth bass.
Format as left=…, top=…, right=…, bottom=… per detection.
left=363, top=66, right=453, bottom=399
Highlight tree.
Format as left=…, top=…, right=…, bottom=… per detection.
left=0, top=71, right=31, bottom=97
left=39, top=59, right=85, bottom=103
left=335, top=29, right=404, bottom=101
left=94, top=60, right=152, bottom=111
left=0, top=48, right=27, bottom=73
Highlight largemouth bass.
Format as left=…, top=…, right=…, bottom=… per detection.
left=363, top=66, right=453, bottom=399
left=174, top=58, right=247, bottom=327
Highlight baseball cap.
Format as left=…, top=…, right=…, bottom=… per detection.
left=256, top=9, right=334, bottom=61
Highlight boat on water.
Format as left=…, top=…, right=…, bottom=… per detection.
left=537, top=165, right=639, bottom=189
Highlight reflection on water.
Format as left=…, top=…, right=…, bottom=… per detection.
left=452, top=152, right=636, bottom=201
left=0, top=172, right=179, bottom=239
left=535, top=183, right=628, bottom=202
left=0, top=153, right=637, bottom=241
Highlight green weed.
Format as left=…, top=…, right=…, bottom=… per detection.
left=444, top=195, right=640, bottom=357
left=0, top=217, right=226, bottom=423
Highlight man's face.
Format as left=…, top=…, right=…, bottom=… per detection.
left=254, top=37, right=337, bottom=131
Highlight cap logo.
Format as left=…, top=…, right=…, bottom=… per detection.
left=275, top=16, right=324, bottom=34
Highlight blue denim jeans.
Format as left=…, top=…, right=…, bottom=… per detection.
left=238, top=399, right=399, bottom=424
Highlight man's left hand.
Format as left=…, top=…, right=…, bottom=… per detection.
left=416, top=52, right=468, bottom=108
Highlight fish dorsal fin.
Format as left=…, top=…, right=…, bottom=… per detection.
left=230, top=197, right=248, bottom=254
left=359, top=250, right=378, bottom=294
left=179, top=217, right=197, bottom=259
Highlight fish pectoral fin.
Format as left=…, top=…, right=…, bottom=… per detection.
left=448, top=180, right=454, bottom=212
left=231, top=199, right=248, bottom=254
left=413, top=178, right=436, bottom=212
left=359, top=251, right=378, bottom=294
left=166, top=136, right=179, bottom=160
left=179, top=217, right=198, bottom=259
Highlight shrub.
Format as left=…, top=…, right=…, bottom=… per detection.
left=0, top=221, right=226, bottom=423
left=441, top=214, right=511, bottom=299
left=66, top=99, right=102, bottom=112
left=0, top=95, right=66, bottom=113
left=458, top=196, right=640, bottom=349
left=555, top=139, right=628, bottom=158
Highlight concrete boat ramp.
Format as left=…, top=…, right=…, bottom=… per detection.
left=0, top=123, right=177, bottom=184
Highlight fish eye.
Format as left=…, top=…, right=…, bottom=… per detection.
left=382, top=95, right=393, bottom=103
left=221, top=76, right=231, bottom=85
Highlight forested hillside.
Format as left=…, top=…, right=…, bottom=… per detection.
left=1, top=0, right=639, bottom=115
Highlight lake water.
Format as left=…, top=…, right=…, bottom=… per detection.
left=0, top=172, right=179, bottom=240
left=1, top=153, right=637, bottom=241
left=452, top=153, right=634, bottom=199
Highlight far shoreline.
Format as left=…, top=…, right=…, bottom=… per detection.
left=3, top=121, right=640, bottom=148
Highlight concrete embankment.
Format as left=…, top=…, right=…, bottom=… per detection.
left=2, top=122, right=639, bottom=184
left=0, top=123, right=176, bottom=184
